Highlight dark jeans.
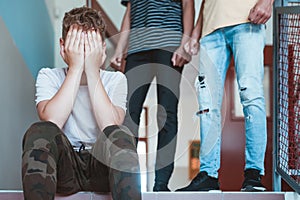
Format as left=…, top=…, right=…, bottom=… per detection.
left=123, top=48, right=183, bottom=184
left=22, top=121, right=141, bottom=200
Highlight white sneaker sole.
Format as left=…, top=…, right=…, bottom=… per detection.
left=241, top=186, right=266, bottom=192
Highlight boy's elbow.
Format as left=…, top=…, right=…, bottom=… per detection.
left=115, top=117, right=124, bottom=126
left=38, top=114, right=63, bottom=129
left=38, top=111, right=49, bottom=122
left=112, top=114, right=124, bottom=126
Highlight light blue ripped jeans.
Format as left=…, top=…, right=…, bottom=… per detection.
left=196, top=23, right=267, bottom=178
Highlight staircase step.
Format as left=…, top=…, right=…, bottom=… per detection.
left=0, top=191, right=111, bottom=200
left=0, top=190, right=289, bottom=200
left=147, top=191, right=285, bottom=200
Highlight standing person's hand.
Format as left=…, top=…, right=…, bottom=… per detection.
left=171, top=46, right=191, bottom=67
left=110, top=51, right=124, bottom=71
left=60, top=25, right=85, bottom=71
left=84, top=29, right=106, bottom=73
left=248, top=0, right=274, bottom=24
left=184, top=38, right=200, bottom=56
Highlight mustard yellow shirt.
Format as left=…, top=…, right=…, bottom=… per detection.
left=201, top=0, right=258, bottom=38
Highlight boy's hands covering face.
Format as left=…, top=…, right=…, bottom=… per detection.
left=60, top=25, right=105, bottom=72
left=84, top=29, right=106, bottom=73
left=60, top=25, right=85, bottom=70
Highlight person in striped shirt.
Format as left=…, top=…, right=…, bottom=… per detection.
left=111, top=0, right=195, bottom=192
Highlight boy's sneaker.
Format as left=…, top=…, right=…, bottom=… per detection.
left=241, top=169, right=266, bottom=192
left=153, top=182, right=170, bottom=192
left=176, top=171, right=220, bottom=191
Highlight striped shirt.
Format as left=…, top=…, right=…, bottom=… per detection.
left=121, top=0, right=183, bottom=55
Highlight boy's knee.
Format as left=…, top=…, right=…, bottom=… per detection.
left=23, top=121, right=62, bottom=151
left=103, top=125, right=137, bottom=149
left=103, top=125, right=134, bottom=138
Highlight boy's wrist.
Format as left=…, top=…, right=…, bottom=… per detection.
left=85, top=67, right=100, bottom=77
left=67, top=66, right=84, bottom=74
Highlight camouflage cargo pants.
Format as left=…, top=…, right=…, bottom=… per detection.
left=22, top=121, right=141, bottom=200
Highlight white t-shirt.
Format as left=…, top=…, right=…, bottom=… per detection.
left=35, top=68, right=127, bottom=148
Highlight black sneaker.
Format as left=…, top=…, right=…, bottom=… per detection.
left=241, top=169, right=266, bottom=192
left=176, top=171, right=220, bottom=191
left=153, top=182, right=170, bottom=192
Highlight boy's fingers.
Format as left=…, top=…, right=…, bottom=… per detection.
left=97, top=30, right=102, bottom=43
left=92, top=30, right=98, bottom=48
left=96, top=30, right=103, bottom=48
left=65, top=26, right=73, bottom=49
left=87, top=31, right=95, bottom=49
left=79, top=32, right=84, bottom=51
left=74, top=28, right=83, bottom=49
left=69, top=25, right=78, bottom=48
left=84, top=33, right=90, bottom=53
left=60, top=45, right=65, bottom=60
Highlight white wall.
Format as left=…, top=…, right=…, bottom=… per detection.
left=99, top=1, right=126, bottom=30
left=0, top=18, right=38, bottom=189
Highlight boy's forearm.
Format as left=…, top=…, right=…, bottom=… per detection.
left=180, top=0, right=195, bottom=46
left=38, top=68, right=83, bottom=128
left=85, top=71, right=124, bottom=131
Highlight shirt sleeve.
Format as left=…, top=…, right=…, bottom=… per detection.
left=109, top=72, right=128, bottom=112
left=121, top=0, right=130, bottom=6
left=35, top=68, right=60, bottom=105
